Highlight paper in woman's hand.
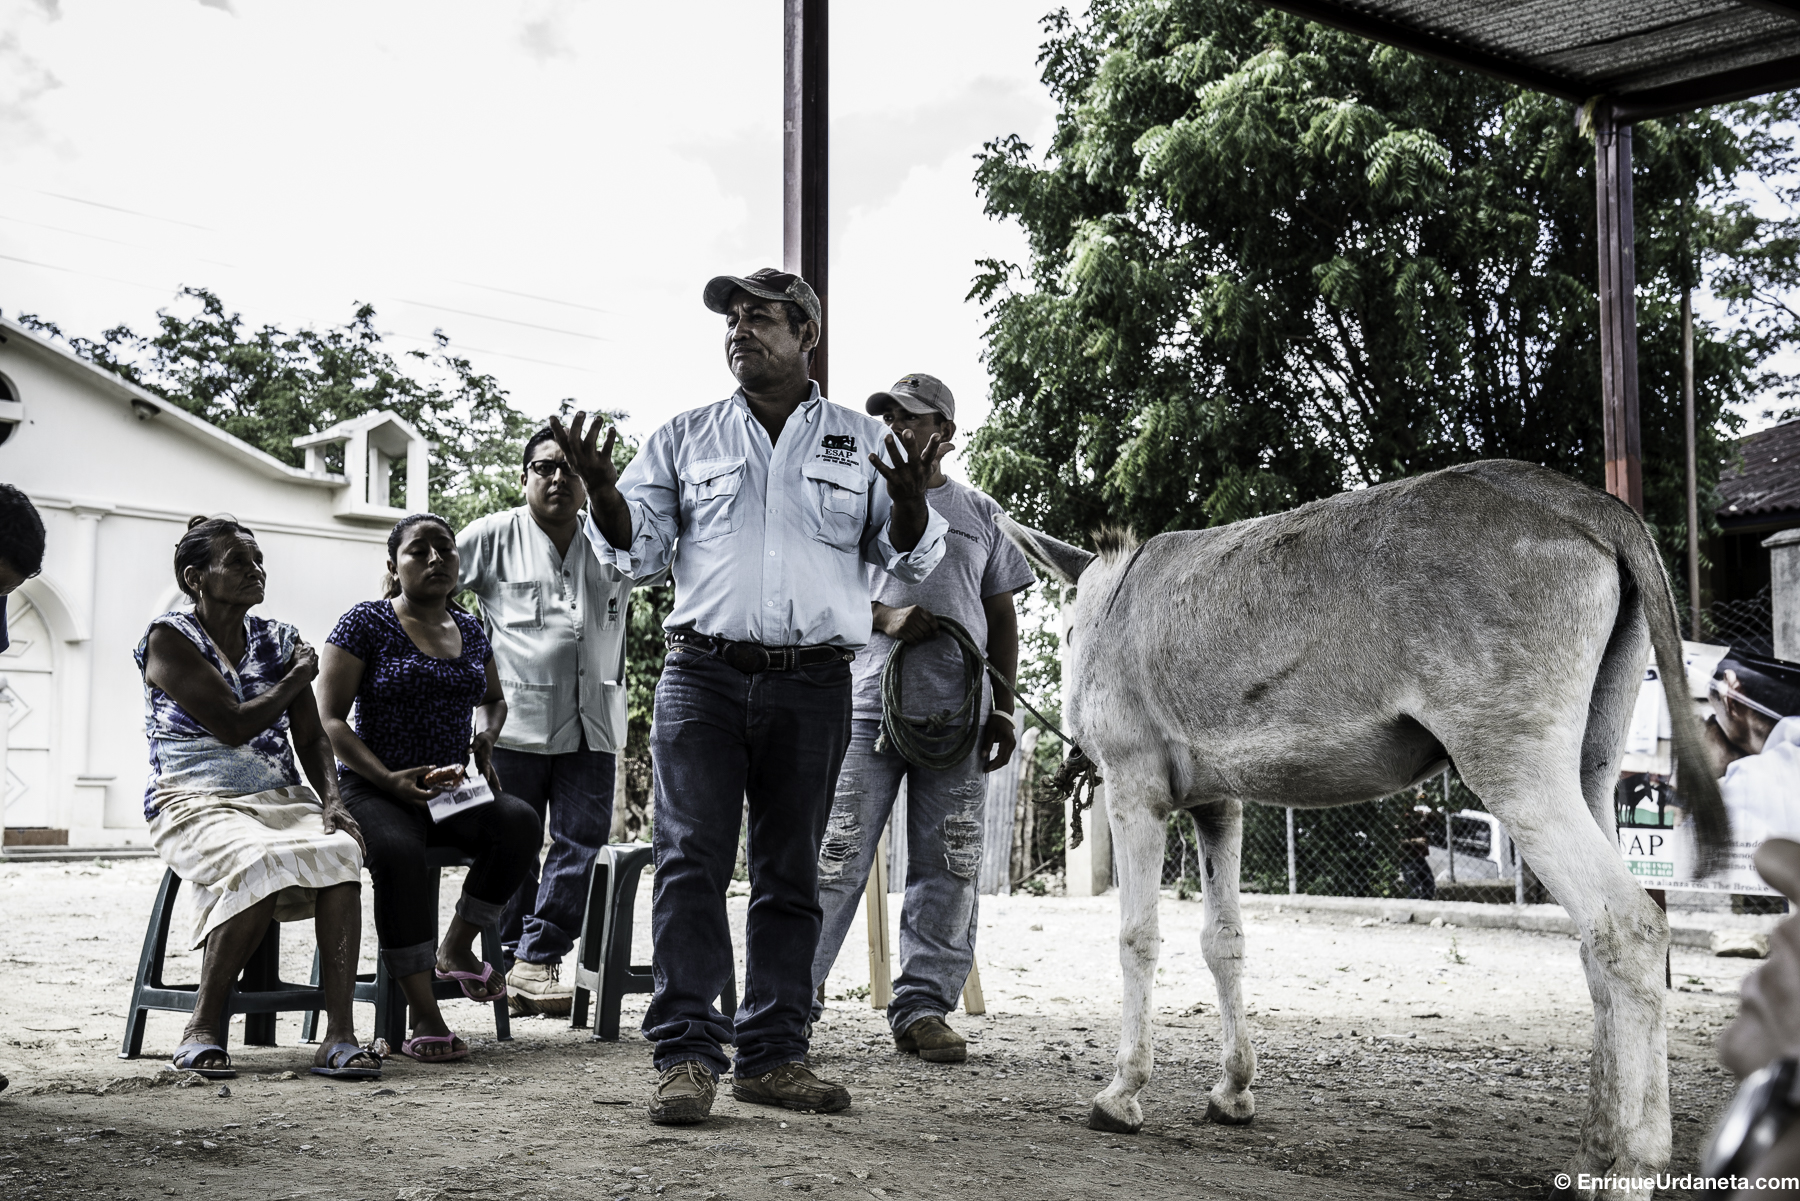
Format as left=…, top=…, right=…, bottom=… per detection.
left=426, top=772, right=495, bottom=824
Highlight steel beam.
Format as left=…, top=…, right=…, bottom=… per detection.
left=1594, top=103, right=1644, bottom=514
left=783, top=0, right=828, bottom=397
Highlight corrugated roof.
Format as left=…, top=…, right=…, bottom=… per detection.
left=1718, top=417, right=1800, bottom=519
left=1258, top=1, right=1800, bottom=119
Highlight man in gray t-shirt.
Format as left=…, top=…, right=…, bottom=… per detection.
left=810, top=373, right=1036, bottom=1065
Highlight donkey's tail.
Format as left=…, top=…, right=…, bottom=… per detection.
left=1610, top=501, right=1730, bottom=876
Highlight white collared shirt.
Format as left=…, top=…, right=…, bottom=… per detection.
left=457, top=506, right=633, bottom=755
left=591, top=384, right=947, bottom=648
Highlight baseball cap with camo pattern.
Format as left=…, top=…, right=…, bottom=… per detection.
left=702, top=268, right=822, bottom=325
left=865, top=373, right=955, bottom=422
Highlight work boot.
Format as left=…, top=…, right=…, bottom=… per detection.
left=507, top=961, right=572, bottom=1017
left=895, top=1015, right=967, bottom=1063
left=731, top=1062, right=851, bottom=1113
left=648, top=1061, right=716, bottom=1125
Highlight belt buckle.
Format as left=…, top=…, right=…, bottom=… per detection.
left=723, top=642, right=770, bottom=674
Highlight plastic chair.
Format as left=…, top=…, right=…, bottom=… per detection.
left=570, top=843, right=737, bottom=1041
left=301, top=846, right=511, bottom=1046
left=120, top=868, right=326, bottom=1060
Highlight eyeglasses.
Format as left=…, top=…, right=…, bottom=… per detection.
left=526, top=459, right=577, bottom=479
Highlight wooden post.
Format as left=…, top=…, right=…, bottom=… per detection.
left=864, top=829, right=892, bottom=1009
left=1594, top=102, right=1644, bottom=514
left=1683, top=288, right=1701, bottom=637
left=1285, top=807, right=1297, bottom=895
left=962, top=962, right=986, bottom=1015
left=783, top=0, right=828, bottom=396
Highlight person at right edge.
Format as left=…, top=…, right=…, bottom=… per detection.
left=549, top=268, right=948, bottom=1124
left=1710, top=837, right=1800, bottom=1197
left=809, top=373, right=1033, bottom=1065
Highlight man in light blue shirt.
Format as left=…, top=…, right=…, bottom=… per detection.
left=553, top=267, right=947, bottom=1125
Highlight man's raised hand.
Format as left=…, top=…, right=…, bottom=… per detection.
left=549, top=412, right=621, bottom=496
left=869, top=429, right=950, bottom=504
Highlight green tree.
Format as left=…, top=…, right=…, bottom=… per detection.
left=969, top=1, right=1798, bottom=592
left=17, top=287, right=534, bottom=529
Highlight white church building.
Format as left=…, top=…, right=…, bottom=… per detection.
left=0, top=316, right=430, bottom=847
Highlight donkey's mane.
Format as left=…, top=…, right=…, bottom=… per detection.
left=1091, top=525, right=1140, bottom=565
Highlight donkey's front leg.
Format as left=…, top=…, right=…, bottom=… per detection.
left=1090, top=787, right=1169, bottom=1134
left=1193, top=799, right=1255, bottom=1123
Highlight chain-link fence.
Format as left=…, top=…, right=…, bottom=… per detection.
left=1700, top=583, right=1774, bottom=657
left=1160, top=770, right=1546, bottom=903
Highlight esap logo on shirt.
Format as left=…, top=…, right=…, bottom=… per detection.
left=816, top=432, right=859, bottom=469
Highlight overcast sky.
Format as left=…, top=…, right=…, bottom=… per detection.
left=0, top=0, right=1062, bottom=454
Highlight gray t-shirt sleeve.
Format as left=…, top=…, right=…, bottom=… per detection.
left=979, top=497, right=1037, bottom=599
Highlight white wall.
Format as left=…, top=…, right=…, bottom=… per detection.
left=0, top=330, right=395, bottom=842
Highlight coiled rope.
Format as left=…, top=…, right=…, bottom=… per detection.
left=874, top=613, right=1105, bottom=846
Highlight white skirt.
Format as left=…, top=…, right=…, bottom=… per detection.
left=147, top=784, right=364, bottom=949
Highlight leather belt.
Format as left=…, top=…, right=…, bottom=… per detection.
left=666, top=629, right=854, bottom=675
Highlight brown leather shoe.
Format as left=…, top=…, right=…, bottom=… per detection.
left=895, top=1014, right=967, bottom=1063
left=648, top=1061, right=716, bottom=1125
left=731, top=1062, right=851, bottom=1113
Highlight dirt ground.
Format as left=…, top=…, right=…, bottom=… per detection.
left=0, top=857, right=1762, bottom=1200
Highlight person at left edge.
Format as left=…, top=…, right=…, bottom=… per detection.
left=551, top=267, right=949, bottom=1125
left=0, top=483, right=46, bottom=660
left=456, top=426, right=637, bottom=1015
left=0, top=484, right=47, bottom=1093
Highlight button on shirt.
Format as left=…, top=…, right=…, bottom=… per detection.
left=592, top=385, right=948, bottom=648
left=458, top=507, right=634, bottom=755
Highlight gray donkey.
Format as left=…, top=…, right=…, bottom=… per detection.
left=999, top=459, right=1726, bottom=1197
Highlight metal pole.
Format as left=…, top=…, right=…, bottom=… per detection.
left=1285, top=807, right=1297, bottom=896
left=1593, top=102, right=1644, bottom=514
left=1683, top=287, right=1701, bottom=638
left=1443, top=771, right=1455, bottom=884
left=782, top=0, right=828, bottom=396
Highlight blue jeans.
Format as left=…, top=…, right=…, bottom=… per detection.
left=642, top=648, right=851, bottom=1079
left=491, top=740, right=616, bottom=966
left=810, top=718, right=985, bottom=1034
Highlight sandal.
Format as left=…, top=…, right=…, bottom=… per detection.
left=399, top=1033, right=469, bottom=1063
left=434, top=961, right=507, bottom=1002
left=310, top=1041, right=382, bottom=1079
left=170, top=1041, right=236, bottom=1079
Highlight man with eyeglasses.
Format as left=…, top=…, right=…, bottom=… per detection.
left=455, top=429, right=637, bottom=1015
left=551, top=268, right=948, bottom=1125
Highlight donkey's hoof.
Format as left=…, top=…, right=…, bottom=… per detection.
left=1206, top=1087, right=1255, bottom=1125
left=1087, top=1103, right=1141, bottom=1134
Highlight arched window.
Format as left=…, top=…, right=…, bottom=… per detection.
left=0, top=372, right=20, bottom=448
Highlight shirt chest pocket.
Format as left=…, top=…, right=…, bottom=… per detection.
left=493, top=580, right=542, bottom=629
left=679, top=456, right=747, bottom=544
left=802, top=460, right=868, bottom=553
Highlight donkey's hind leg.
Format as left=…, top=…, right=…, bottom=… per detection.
left=1088, top=770, right=1170, bottom=1134
left=1459, top=746, right=1669, bottom=1198
left=1191, top=799, right=1255, bottom=1124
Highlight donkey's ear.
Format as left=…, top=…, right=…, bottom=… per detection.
left=995, top=513, right=1096, bottom=586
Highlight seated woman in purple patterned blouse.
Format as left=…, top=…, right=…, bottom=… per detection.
left=318, top=514, right=541, bottom=1063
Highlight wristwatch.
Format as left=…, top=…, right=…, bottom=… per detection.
left=1704, top=1057, right=1800, bottom=1179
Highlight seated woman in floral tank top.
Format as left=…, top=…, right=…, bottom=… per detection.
left=136, top=516, right=378, bottom=1080
left=319, top=513, right=540, bottom=1063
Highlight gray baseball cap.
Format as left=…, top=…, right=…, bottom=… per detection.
left=702, top=268, right=822, bottom=325
left=865, top=373, right=955, bottom=422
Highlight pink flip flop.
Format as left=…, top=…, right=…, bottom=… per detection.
left=399, top=1033, right=469, bottom=1063
left=434, top=961, right=507, bottom=1002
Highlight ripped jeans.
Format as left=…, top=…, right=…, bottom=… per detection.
left=810, top=718, right=984, bottom=1035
